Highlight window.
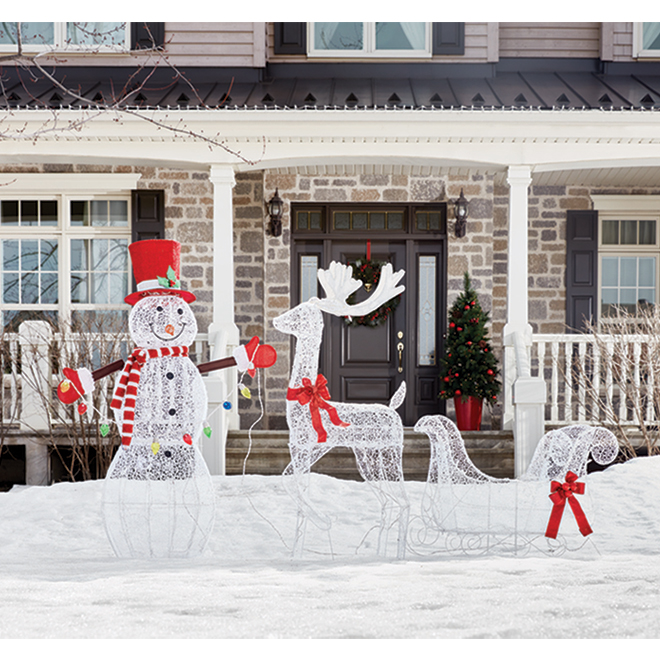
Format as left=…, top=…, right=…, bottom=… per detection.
left=595, top=196, right=660, bottom=317
left=0, top=176, right=138, bottom=332
left=309, top=22, right=431, bottom=58
left=0, top=22, right=129, bottom=51
left=633, top=22, right=660, bottom=58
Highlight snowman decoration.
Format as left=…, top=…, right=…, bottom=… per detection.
left=57, top=239, right=275, bottom=558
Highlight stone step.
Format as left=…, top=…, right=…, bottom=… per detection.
left=226, top=428, right=514, bottom=481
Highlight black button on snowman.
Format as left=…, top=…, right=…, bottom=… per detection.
left=57, top=239, right=276, bottom=558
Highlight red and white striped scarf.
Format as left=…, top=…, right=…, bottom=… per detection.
left=110, top=346, right=188, bottom=447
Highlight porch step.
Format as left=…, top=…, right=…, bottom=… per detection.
left=226, top=428, right=514, bottom=481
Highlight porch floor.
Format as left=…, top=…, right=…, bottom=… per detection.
left=225, top=428, right=514, bottom=481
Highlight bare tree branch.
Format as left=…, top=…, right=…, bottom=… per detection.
left=0, top=22, right=264, bottom=164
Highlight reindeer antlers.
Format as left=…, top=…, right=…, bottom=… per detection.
left=311, top=261, right=405, bottom=318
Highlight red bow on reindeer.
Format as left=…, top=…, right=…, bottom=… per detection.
left=286, top=374, right=350, bottom=443
left=545, top=471, right=593, bottom=539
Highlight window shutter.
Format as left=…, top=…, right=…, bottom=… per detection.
left=274, top=22, right=306, bottom=54
left=130, top=22, right=164, bottom=50
left=131, top=190, right=164, bottom=243
left=432, top=23, right=465, bottom=55
left=566, top=210, right=598, bottom=332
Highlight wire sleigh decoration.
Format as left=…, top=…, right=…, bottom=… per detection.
left=272, top=261, right=620, bottom=560
left=410, top=417, right=619, bottom=556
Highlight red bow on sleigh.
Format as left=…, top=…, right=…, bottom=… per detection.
left=545, top=471, right=593, bottom=539
left=286, top=374, right=350, bottom=443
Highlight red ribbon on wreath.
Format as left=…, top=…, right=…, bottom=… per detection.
left=286, top=374, right=350, bottom=443
left=544, top=471, right=593, bottom=539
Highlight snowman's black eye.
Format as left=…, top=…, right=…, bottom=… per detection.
left=156, top=306, right=163, bottom=312
left=177, top=308, right=183, bottom=315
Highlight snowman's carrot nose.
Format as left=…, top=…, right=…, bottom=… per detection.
left=165, top=324, right=175, bottom=336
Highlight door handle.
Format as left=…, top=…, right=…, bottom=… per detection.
left=397, top=342, right=404, bottom=373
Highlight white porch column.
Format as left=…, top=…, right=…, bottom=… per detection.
left=502, top=165, right=533, bottom=431
left=19, top=321, right=52, bottom=485
left=205, top=164, right=239, bottom=475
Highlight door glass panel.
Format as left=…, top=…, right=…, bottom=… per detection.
left=353, top=212, right=368, bottom=229
left=418, top=255, right=436, bottom=366
left=300, top=255, right=318, bottom=303
left=388, top=212, right=403, bottom=230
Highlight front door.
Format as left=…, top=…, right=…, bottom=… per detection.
left=291, top=204, right=446, bottom=427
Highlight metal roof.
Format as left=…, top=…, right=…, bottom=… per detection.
left=3, top=61, right=660, bottom=111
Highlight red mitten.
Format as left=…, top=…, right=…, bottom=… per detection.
left=57, top=367, right=93, bottom=404
left=233, top=337, right=278, bottom=377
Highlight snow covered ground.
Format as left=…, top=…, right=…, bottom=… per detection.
left=1, top=456, right=660, bottom=639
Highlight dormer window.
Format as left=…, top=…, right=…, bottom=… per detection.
left=0, top=22, right=129, bottom=52
left=309, top=22, right=431, bottom=58
left=633, top=22, right=660, bottom=58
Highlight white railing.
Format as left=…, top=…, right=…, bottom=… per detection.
left=1, top=324, right=211, bottom=429
left=531, top=333, right=660, bottom=427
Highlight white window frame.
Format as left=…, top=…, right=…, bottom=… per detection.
left=0, top=22, right=130, bottom=53
left=307, top=22, right=432, bottom=59
left=594, top=195, right=660, bottom=320
left=632, top=22, right=660, bottom=59
left=0, top=174, right=139, bottom=329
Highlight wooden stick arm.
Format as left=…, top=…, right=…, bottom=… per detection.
left=91, top=356, right=238, bottom=381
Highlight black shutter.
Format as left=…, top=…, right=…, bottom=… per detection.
left=566, top=210, right=598, bottom=332
left=131, top=22, right=164, bottom=50
left=274, top=22, right=306, bottom=54
left=432, top=23, right=465, bottom=55
left=131, top=190, right=164, bottom=243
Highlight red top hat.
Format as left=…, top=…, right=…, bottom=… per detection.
left=124, top=239, right=196, bottom=306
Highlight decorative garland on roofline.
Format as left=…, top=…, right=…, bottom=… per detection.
left=343, top=258, right=402, bottom=327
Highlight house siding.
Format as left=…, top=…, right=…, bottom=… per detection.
left=26, top=22, right=266, bottom=68
left=499, top=23, right=601, bottom=59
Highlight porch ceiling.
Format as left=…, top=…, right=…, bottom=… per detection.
left=264, top=161, right=660, bottom=191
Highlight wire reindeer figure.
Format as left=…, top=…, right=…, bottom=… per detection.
left=273, top=261, right=410, bottom=559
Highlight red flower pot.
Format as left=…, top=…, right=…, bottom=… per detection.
left=454, top=395, right=483, bottom=431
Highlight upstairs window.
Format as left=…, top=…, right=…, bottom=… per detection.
left=309, top=22, right=431, bottom=58
left=633, top=22, right=660, bottom=58
left=0, top=22, right=129, bottom=51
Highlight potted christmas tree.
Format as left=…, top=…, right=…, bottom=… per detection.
left=439, top=272, right=501, bottom=431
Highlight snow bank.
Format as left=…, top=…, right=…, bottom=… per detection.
left=0, top=457, right=659, bottom=638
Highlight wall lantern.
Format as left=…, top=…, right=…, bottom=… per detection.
left=267, top=188, right=284, bottom=237
left=453, top=188, right=469, bottom=238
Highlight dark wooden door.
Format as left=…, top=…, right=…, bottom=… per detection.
left=293, top=238, right=445, bottom=426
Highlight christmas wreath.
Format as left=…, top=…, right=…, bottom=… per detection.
left=343, top=258, right=402, bottom=327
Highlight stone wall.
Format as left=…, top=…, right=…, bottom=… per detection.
left=492, top=182, right=660, bottom=338
left=238, top=170, right=500, bottom=430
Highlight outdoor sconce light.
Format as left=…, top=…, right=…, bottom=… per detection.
left=453, top=188, right=469, bottom=238
left=267, top=188, right=284, bottom=237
